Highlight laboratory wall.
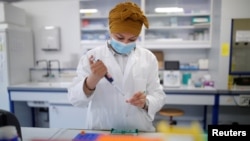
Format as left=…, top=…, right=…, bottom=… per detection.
left=13, top=0, right=82, bottom=68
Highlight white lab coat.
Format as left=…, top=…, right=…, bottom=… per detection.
left=67, top=44, right=167, bottom=131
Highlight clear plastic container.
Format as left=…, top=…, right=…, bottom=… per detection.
left=0, top=126, right=20, bottom=141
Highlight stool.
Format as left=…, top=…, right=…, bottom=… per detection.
left=159, top=108, right=184, bottom=125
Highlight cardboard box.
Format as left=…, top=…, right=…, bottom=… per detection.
left=151, top=51, right=164, bottom=70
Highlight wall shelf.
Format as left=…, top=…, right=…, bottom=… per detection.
left=79, top=0, right=212, bottom=50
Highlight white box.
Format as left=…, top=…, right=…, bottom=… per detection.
left=0, top=2, right=26, bottom=26
left=198, top=59, right=209, bottom=69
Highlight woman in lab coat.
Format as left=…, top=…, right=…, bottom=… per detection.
left=67, top=1, right=167, bottom=132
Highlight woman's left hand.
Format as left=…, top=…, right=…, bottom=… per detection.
left=126, top=91, right=146, bottom=108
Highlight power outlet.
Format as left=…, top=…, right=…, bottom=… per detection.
left=239, top=95, right=250, bottom=106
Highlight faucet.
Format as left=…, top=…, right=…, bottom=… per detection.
left=48, top=59, right=61, bottom=75
left=36, top=60, right=50, bottom=77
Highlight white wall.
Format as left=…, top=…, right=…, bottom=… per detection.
left=13, top=0, right=82, bottom=68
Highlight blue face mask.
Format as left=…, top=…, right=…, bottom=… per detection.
left=110, top=38, right=136, bottom=55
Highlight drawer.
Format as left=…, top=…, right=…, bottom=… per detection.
left=10, top=91, right=69, bottom=104
left=165, top=94, right=214, bottom=105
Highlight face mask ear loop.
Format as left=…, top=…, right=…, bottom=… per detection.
left=107, top=40, right=122, bottom=55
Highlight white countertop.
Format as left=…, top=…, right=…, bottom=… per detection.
left=9, top=81, right=71, bottom=88
left=164, top=86, right=217, bottom=93
left=8, top=81, right=250, bottom=94
left=9, top=81, right=216, bottom=91
left=21, top=127, right=61, bottom=141
left=7, top=81, right=71, bottom=92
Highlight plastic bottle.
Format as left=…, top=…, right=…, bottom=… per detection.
left=0, top=126, right=21, bottom=141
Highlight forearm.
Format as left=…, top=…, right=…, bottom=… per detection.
left=83, top=75, right=100, bottom=96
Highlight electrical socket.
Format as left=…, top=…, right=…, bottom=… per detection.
left=239, top=95, right=250, bottom=106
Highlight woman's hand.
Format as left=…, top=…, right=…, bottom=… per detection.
left=83, top=56, right=107, bottom=94
left=88, top=55, right=107, bottom=82
left=126, top=91, right=146, bottom=108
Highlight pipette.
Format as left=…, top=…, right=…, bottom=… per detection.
left=103, top=73, right=126, bottom=96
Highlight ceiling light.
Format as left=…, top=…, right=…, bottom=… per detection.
left=45, top=26, right=56, bottom=30
left=79, top=9, right=98, bottom=14
left=155, top=7, right=184, bottom=13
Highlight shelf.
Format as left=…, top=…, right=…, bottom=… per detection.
left=146, top=13, right=210, bottom=17
left=180, top=69, right=209, bottom=71
left=81, top=28, right=107, bottom=31
left=80, top=40, right=106, bottom=50
left=193, top=23, right=210, bottom=28
left=80, top=26, right=211, bottom=35
left=148, top=25, right=210, bottom=30
left=80, top=16, right=107, bottom=19
left=79, top=0, right=212, bottom=50
left=144, top=41, right=211, bottom=49
left=81, top=40, right=211, bottom=50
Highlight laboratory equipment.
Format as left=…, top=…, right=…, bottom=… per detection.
left=73, top=132, right=101, bottom=141
left=229, top=18, right=250, bottom=75
left=103, top=73, right=125, bottom=96
left=110, top=128, right=138, bottom=136
left=163, top=61, right=181, bottom=87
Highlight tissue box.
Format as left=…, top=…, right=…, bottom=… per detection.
left=152, top=51, right=164, bottom=70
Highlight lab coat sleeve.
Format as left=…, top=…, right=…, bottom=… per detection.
left=67, top=55, right=95, bottom=108
left=145, top=53, right=167, bottom=120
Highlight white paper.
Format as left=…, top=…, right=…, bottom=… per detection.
left=236, top=30, right=250, bottom=42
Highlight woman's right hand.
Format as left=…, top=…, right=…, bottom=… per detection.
left=83, top=56, right=107, bottom=94
left=88, top=55, right=107, bottom=82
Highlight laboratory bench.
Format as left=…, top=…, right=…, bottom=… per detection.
left=7, top=82, right=250, bottom=130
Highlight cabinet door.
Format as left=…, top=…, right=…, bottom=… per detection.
left=49, top=104, right=87, bottom=129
